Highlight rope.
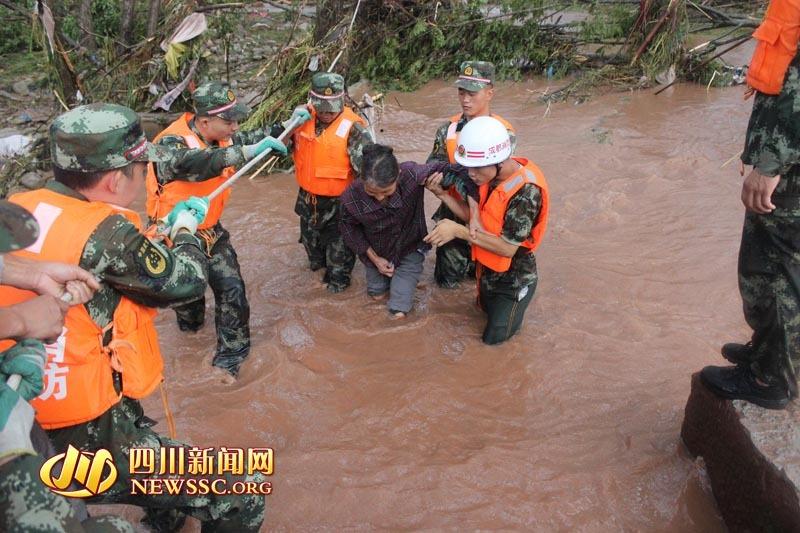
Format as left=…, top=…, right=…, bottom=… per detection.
left=160, top=382, right=177, bottom=440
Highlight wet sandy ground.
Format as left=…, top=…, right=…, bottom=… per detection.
left=92, top=74, right=762, bottom=530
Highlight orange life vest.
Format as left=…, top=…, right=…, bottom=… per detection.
left=746, top=0, right=800, bottom=95
left=293, top=107, right=366, bottom=197
left=444, top=114, right=515, bottom=202
left=0, top=188, right=164, bottom=429
left=472, top=157, right=550, bottom=273
left=145, top=113, right=234, bottom=229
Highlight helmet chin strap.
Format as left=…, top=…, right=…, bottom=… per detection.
left=493, top=162, right=503, bottom=181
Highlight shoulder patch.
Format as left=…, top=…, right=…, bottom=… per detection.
left=136, top=238, right=171, bottom=278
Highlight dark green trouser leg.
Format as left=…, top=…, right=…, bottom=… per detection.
left=738, top=208, right=800, bottom=398
left=207, top=227, right=250, bottom=375
left=434, top=239, right=474, bottom=288
left=479, top=281, right=535, bottom=345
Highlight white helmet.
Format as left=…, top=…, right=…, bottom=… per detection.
left=453, top=116, right=512, bottom=167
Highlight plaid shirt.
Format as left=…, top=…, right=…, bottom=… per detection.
left=339, top=161, right=454, bottom=265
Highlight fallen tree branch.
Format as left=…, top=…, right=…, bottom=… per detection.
left=655, top=33, right=751, bottom=94
left=194, top=3, right=245, bottom=13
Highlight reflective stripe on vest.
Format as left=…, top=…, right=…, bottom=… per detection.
left=472, top=157, right=550, bottom=273
left=0, top=188, right=164, bottom=429
left=444, top=114, right=515, bottom=202
left=292, top=107, right=366, bottom=197
left=746, top=0, right=800, bottom=95
left=145, top=112, right=234, bottom=229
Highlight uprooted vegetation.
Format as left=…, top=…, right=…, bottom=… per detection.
left=0, top=0, right=764, bottom=194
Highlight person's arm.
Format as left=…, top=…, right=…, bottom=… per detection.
left=437, top=162, right=478, bottom=202
left=1, top=255, right=99, bottom=303
left=0, top=297, right=66, bottom=341
left=398, top=160, right=449, bottom=187
left=347, top=122, right=375, bottom=179
left=425, top=219, right=518, bottom=257
left=338, top=195, right=372, bottom=265
left=426, top=122, right=450, bottom=164
left=154, top=134, right=248, bottom=184
left=82, top=215, right=209, bottom=308
left=232, top=124, right=284, bottom=146
left=740, top=59, right=800, bottom=212
left=426, top=184, right=541, bottom=258
left=508, top=129, right=517, bottom=155
left=426, top=172, right=470, bottom=222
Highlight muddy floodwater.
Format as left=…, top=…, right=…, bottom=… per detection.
left=99, top=76, right=761, bottom=530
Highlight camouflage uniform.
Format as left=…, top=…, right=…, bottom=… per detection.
left=151, top=82, right=283, bottom=375
left=23, top=104, right=264, bottom=532
left=292, top=73, right=373, bottom=293
left=477, top=183, right=542, bottom=345
left=0, top=200, right=133, bottom=532
left=0, top=454, right=135, bottom=533
left=736, top=55, right=800, bottom=398
left=427, top=61, right=517, bottom=288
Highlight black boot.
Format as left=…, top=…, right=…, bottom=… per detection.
left=720, top=342, right=753, bottom=365
left=700, top=365, right=790, bottom=410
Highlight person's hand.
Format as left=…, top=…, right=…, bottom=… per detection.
left=167, top=196, right=208, bottom=226
left=289, top=106, right=311, bottom=125
left=371, top=255, right=395, bottom=277
left=0, top=383, right=35, bottom=460
left=742, top=168, right=780, bottom=214
left=0, top=339, right=46, bottom=401
left=168, top=211, right=199, bottom=240
left=425, top=172, right=447, bottom=198
left=5, top=295, right=67, bottom=342
left=2, top=257, right=100, bottom=303
left=424, top=219, right=465, bottom=247
left=62, top=280, right=95, bottom=305
left=243, top=136, right=288, bottom=158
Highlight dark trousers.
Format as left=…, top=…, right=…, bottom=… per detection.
left=174, top=224, right=250, bottom=375
left=478, top=279, right=535, bottom=345
left=432, top=202, right=475, bottom=288
left=738, top=208, right=800, bottom=397
left=364, top=251, right=425, bottom=313
left=295, top=190, right=355, bottom=291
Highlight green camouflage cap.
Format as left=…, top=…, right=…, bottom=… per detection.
left=455, top=61, right=495, bottom=91
left=0, top=200, right=38, bottom=253
left=192, top=81, right=250, bottom=121
left=309, top=72, right=345, bottom=113
left=51, top=103, right=170, bottom=171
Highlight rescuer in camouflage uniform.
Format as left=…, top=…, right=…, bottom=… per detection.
left=3, top=104, right=265, bottom=531
left=701, top=56, right=800, bottom=410
left=0, top=201, right=134, bottom=532
left=291, top=73, right=373, bottom=293
left=150, top=81, right=289, bottom=377
left=427, top=61, right=517, bottom=289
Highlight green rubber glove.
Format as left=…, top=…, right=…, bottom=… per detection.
left=290, top=106, right=311, bottom=125
left=167, top=196, right=209, bottom=226
left=0, top=339, right=46, bottom=401
left=0, top=383, right=35, bottom=460
left=243, top=136, right=288, bottom=159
